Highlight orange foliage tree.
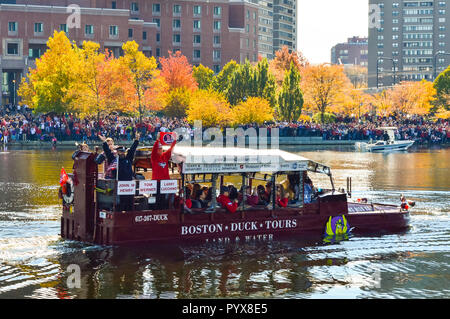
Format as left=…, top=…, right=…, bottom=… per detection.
left=269, top=45, right=309, bottom=85
left=159, top=51, right=198, bottom=91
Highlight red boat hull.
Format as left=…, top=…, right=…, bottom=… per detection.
left=61, top=206, right=410, bottom=245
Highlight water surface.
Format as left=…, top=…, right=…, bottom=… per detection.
left=0, top=146, right=448, bottom=299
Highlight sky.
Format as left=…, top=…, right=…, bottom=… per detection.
left=297, top=0, right=369, bottom=64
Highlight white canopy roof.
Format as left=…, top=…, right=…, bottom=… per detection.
left=170, top=146, right=331, bottom=175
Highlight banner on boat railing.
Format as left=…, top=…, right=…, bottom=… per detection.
left=117, top=181, right=136, bottom=195
left=160, top=180, right=178, bottom=194
left=138, top=180, right=157, bottom=195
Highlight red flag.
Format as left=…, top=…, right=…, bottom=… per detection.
left=159, top=132, right=176, bottom=146
left=60, top=168, right=69, bottom=187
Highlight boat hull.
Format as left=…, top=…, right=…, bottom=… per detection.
left=356, top=140, right=414, bottom=152
left=61, top=206, right=410, bottom=245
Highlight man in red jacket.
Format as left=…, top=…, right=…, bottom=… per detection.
left=151, top=132, right=176, bottom=180
left=217, top=186, right=238, bottom=213
left=151, top=132, right=176, bottom=209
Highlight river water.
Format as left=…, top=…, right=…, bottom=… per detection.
left=0, top=145, right=448, bottom=299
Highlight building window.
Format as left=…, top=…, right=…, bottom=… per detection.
left=60, top=24, right=68, bottom=32
left=213, top=50, right=221, bottom=60
left=156, top=33, right=160, bottom=42
left=128, top=29, right=133, bottom=38
left=153, top=18, right=160, bottom=27
left=193, top=34, right=201, bottom=44
left=156, top=48, right=160, bottom=57
left=193, top=5, right=201, bottom=15
left=214, top=21, right=221, bottom=31
left=85, top=25, right=94, bottom=35
left=131, top=2, right=139, bottom=12
left=7, top=43, right=19, bottom=55
left=34, top=23, right=43, bottom=33
left=8, top=22, right=17, bottom=32
left=173, top=34, right=181, bottom=44
left=213, top=65, right=221, bottom=73
left=143, top=31, right=147, bottom=40
left=111, top=1, right=116, bottom=9
left=109, top=25, right=118, bottom=36
left=152, top=3, right=161, bottom=14
left=173, top=5, right=181, bottom=15
left=213, top=6, right=222, bottom=16
left=213, top=35, right=221, bottom=45
left=193, top=50, right=201, bottom=59
left=173, top=19, right=181, bottom=29
left=193, top=20, right=201, bottom=31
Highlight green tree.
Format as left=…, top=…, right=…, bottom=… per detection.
left=255, top=58, right=277, bottom=107
left=433, top=65, right=450, bottom=110
left=193, top=64, right=214, bottom=90
left=212, top=60, right=238, bottom=93
left=277, top=62, right=304, bottom=122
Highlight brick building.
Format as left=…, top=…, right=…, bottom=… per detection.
left=0, top=0, right=262, bottom=105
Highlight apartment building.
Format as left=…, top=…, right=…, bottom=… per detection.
left=331, top=36, right=369, bottom=66
left=368, top=0, right=450, bottom=88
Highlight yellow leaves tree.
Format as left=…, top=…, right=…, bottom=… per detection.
left=390, top=80, right=436, bottom=116
left=186, top=90, right=232, bottom=127
left=231, top=97, right=274, bottom=125
left=301, top=64, right=350, bottom=123
left=18, top=31, right=81, bottom=113
left=119, top=41, right=158, bottom=121
left=269, top=45, right=309, bottom=86
left=372, top=89, right=394, bottom=117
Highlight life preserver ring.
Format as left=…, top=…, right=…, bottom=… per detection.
left=62, top=178, right=74, bottom=205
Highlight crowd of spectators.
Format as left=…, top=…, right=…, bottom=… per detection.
left=0, top=104, right=449, bottom=146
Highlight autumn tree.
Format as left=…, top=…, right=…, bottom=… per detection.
left=120, top=41, right=158, bottom=121
left=193, top=64, right=214, bottom=90
left=390, top=80, right=436, bottom=116
left=301, top=64, right=350, bottom=123
left=270, top=45, right=309, bottom=85
left=164, top=87, right=191, bottom=118
left=72, top=42, right=134, bottom=118
left=344, top=65, right=368, bottom=89
left=277, top=62, right=304, bottom=122
left=18, top=31, right=81, bottom=113
left=231, top=97, right=274, bottom=125
left=372, top=89, right=394, bottom=117
left=159, top=50, right=198, bottom=91
left=186, top=90, right=232, bottom=127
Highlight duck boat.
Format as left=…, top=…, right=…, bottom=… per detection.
left=60, top=146, right=410, bottom=245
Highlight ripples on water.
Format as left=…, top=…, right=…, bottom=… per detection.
left=0, top=147, right=449, bottom=299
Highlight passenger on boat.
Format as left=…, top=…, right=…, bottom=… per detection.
left=217, top=186, right=238, bottom=213
left=101, top=133, right=140, bottom=210
left=95, top=137, right=118, bottom=179
left=304, top=177, right=314, bottom=204
left=151, top=132, right=177, bottom=181
left=238, top=185, right=259, bottom=206
left=281, top=173, right=302, bottom=204
left=276, top=185, right=289, bottom=208
left=265, top=182, right=273, bottom=201
left=192, top=187, right=210, bottom=209
left=228, top=185, right=239, bottom=201
left=256, top=185, right=269, bottom=205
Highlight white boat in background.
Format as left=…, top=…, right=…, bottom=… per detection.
left=355, top=127, right=415, bottom=152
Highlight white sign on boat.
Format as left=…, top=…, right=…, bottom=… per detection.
left=117, top=181, right=136, bottom=195
left=139, top=180, right=157, bottom=195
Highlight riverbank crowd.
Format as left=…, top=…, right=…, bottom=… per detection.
left=0, top=104, right=449, bottom=146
